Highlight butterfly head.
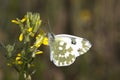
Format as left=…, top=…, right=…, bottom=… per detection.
left=47, top=33, right=55, bottom=45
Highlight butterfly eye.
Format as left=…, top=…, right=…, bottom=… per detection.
left=48, top=33, right=55, bottom=41
left=71, top=38, right=76, bottom=45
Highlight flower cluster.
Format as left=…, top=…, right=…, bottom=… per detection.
left=4, top=12, right=48, bottom=80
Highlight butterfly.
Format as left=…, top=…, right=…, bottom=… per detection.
left=48, top=33, right=92, bottom=67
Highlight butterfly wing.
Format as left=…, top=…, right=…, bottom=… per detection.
left=48, top=33, right=92, bottom=67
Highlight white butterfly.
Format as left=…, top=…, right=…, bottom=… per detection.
left=48, top=33, right=92, bottom=67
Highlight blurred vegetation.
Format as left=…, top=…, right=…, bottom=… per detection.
left=0, top=0, right=120, bottom=80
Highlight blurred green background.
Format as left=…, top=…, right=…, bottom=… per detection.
left=0, top=0, right=120, bottom=80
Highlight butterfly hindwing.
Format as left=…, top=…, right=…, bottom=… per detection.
left=50, top=38, right=76, bottom=66
left=48, top=33, right=92, bottom=67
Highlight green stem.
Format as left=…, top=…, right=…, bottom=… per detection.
left=18, top=62, right=32, bottom=80
left=19, top=71, right=25, bottom=80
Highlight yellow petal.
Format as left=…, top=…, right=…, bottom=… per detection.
left=21, top=17, right=26, bottom=22
left=42, top=37, right=48, bottom=45
left=16, top=57, right=21, bottom=61
left=19, top=33, right=23, bottom=41
left=35, top=51, right=43, bottom=55
left=17, top=61, right=23, bottom=65
left=27, top=27, right=33, bottom=32
left=34, top=41, right=42, bottom=48
left=17, top=53, right=21, bottom=56
left=11, top=20, right=19, bottom=24
left=34, top=35, right=43, bottom=48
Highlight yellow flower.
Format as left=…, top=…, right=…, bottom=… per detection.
left=32, top=50, right=43, bottom=58
left=27, top=27, right=35, bottom=37
left=32, top=29, right=47, bottom=48
left=15, top=53, right=23, bottom=65
left=16, top=56, right=21, bottom=61
left=21, top=17, right=26, bottom=22
left=19, top=33, right=23, bottom=41
left=34, top=35, right=44, bottom=48
left=35, top=51, right=43, bottom=55
left=42, top=37, right=48, bottom=45
left=11, top=16, right=26, bottom=25
left=34, top=40, right=42, bottom=48
left=27, top=27, right=33, bottom=32
left=11, top=20, right=19, bottom=24
left=33, top=36, right=48, bottom=48
left=35, top=34, right=40, bottom=40
left=17, top=61, right=23, bottom=65
left=17, top=53, right=21, bottom=57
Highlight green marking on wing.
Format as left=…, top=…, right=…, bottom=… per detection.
left=82, top=39, right=90, bottom=51
left=52, top=40, right=73, bottom=56
left=51, top=40, right=75, bottom=65
left=57, top=54, right=75, bottom=65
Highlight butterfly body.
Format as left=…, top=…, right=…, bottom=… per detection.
left=48, top=33, right=92, bottom=67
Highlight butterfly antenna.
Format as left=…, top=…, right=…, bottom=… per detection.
left=47, top=20, right=52, bottom=33
left=43, top=19, right=52, bottom=34
left=46, top=20, right=55, bottom=39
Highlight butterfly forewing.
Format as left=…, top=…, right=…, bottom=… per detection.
left=48, top=33, right=92, bottom=67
